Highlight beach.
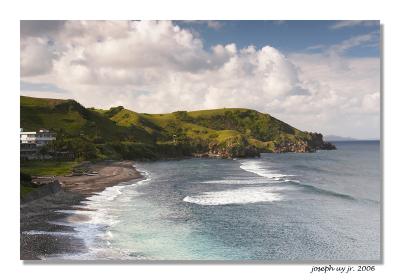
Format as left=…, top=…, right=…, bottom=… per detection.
left=20, top=161, right=142, bottom=260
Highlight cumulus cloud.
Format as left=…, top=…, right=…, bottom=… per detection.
left=20, top=20, right=66, bottom=38
left=20, top=20, right=380, bottom=139
left=20, top=37, right=56, bottom=76
left=180, top=20, right=224, bottom=30
left=361, top=92, right=380, bottom=113
left=287, top=53, right=380, bottom=137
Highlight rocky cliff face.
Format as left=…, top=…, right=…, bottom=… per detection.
left=273, top=133, right=336, bottom=153
left=207, top=143, right=260, bottom=158
left=308, top=133, right=337, bottom=151
left=192, top=135, right=260, bottom=159
left=274, top=140, right=312, bottom=153
left=273, top=141, right=336, bottom=153
left=193, top=132, right=335, bottom=158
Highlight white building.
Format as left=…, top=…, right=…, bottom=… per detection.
left=20, top=128, right=56, bottom=159
left=20, top=128, right=56, bottom=147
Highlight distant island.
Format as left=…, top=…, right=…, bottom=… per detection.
left=20, top=96, right=336, bottom=161
left=324, top=135, right=359, bottom=142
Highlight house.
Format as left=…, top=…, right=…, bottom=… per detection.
left=20, top=128, right=56, bottom=146
left=20, top=128, right=56, bottom=159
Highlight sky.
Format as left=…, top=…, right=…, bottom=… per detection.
left=20, top=20, right=381, bottom=139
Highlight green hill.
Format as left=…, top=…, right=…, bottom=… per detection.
left=20, top=96, right=335, bottom=160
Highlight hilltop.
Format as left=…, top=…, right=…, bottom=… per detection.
left=20, top=96, right=335, bottom=160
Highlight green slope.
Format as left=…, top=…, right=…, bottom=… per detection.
left=20, top=96, right=335, bottom=160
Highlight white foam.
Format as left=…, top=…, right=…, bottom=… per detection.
left=86, top=185, right=127, bottom=202
left=240, top=160, right=294, bottom=180
left=202, top=179, right=284, bottom=185
left=22, top=230, right=75, bottom=236
left=47, top=166, right=152, bottom=260
left=42, top=247, right=150, bottom=261
left=284, top=179, right=301, bottom=183
left=183, top=187, right=284, bottom=206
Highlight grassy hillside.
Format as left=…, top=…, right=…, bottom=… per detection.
left=21, top=160, right=78, bottom=176
left=20, top=96, right=334, bottom=161
left=20, top=96, right=150, bottom=142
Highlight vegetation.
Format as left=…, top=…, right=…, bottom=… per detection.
left=20, top=184, right=36, bottom=198
left=20, top=172, right=36, bottom=198
left=20, top=96, right=334, bottom=162
left=20, top=160, right=79, bottom=176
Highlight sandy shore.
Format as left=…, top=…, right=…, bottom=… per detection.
left=20, top=161, right=142, bottom=260
left=57, top=161, right=142, bottom=195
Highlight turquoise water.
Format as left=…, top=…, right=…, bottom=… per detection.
left=56, top=141, right=381, bottom=261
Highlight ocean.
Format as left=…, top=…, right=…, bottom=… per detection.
left=52, top=141, right=381, bottom=261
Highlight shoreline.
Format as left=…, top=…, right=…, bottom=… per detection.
left=20, top=161, right=143, bottom=260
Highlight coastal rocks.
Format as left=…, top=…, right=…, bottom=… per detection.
left=192, top=153, right=210, bottom=158
left=207, top=136, right=260, bottom=159
left=195, top=132, right=336, bottom=157
left=21, top=180, right=62, bottom=204
left=308, top=133, right=337, bottom=150
left=272, top=133, right=336, bottom=153
left=273, top=140, right=313, bottom=153
left=318, top=142, right=337, bottom=150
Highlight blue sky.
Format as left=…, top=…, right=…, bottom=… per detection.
left=176, top=20, right=380, bottom=57
left=20, top=20, right=381, bottom=139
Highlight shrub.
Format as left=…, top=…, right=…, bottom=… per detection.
left=20, top=172, right=32, bottom=182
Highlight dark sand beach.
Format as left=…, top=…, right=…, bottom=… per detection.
left=20, top=161, right=142, bottom=260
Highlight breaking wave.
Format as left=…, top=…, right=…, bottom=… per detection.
left=239, top=160, right=294, bottom=180
left=239, top=159, right=357, bottom=201
left=202, top=178, right=285, bottom=185
left=183, top=187, right=285, bottom=206
left=45, top=166, right=152, bottom=260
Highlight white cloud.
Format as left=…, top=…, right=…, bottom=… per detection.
left=207, top=21, right=223, bottom=30
left=180, top=20, right=224, bottom=30
left=20, top=37, right=55, bottom=77
left=20, top=20, right=380, bottom=139
left=287, top=53, right=380, bottom=138
left=362, top=92, right=380, bottom=113
left=328, top=32, right=379, bottom=54
left=330, top=20, right=379, bottom=30
left=20, top=20, right=66, bottom=38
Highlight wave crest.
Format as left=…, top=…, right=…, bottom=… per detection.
left=239, top=160, right=293, bottom=179
left=183, top=187, right=284, bottom=206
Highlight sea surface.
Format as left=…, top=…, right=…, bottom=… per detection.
left=51, top=141, right=381, bottom=261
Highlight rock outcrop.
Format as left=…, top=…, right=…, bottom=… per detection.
left=207, top=135, right=260, bottom=158
left=273, top=133, right=336, bottom=153
left=20, top=180, right=62, bottom=204
left=308, top=133, right=337, bottom=151
left=274, top=140, right=312, bottom=153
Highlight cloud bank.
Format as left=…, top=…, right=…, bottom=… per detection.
left=20, top=20, right=380, bottom=139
